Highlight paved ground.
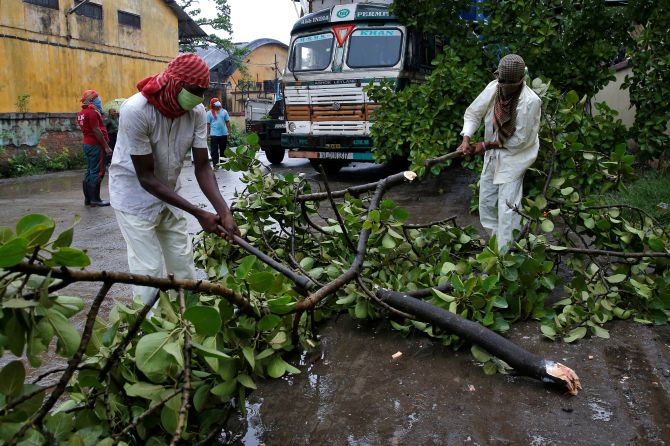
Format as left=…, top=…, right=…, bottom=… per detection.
left=1, top=155, right=669, bottom=446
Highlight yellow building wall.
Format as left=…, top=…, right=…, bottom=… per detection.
left=227, top=43, right=288, bottom=114
left=0, top=0, right=180, bottom=113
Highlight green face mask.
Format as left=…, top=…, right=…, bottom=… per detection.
left=177, top=88, right=203, bottom=111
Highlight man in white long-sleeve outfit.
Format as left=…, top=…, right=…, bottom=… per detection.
left=457, top=54, right=541, bottom=251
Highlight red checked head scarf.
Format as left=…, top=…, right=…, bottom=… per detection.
left=80, top=89, right=99, bottom=110
left=210, top=97, right=220, bottom=119
left=137, top=53, right=210, bottom=119
left=493, top=54, right=526, bottom=144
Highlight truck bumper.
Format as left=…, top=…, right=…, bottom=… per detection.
left=282, top=134, right=374, bottom=161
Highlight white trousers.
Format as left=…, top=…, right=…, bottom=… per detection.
left=479, top=158, right=524, bottom=251
left=114, top=208, right=196, bottom=304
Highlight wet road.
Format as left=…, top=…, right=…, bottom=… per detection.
left=1, top=155, right=669, bottom=445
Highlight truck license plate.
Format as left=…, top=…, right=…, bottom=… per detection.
left=320, top=152, right=352, bottom=160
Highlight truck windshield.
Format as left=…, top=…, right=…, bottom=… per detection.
left=347, top=29, right=403, bottom=68
left=290, top=33, right=334, bottom=71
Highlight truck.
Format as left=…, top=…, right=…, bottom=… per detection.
left=245, top=98, right=287, bottom=165
left=282, top=1, right=441, bottom=173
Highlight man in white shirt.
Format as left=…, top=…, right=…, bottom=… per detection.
left=109, top=53, right=239, bottom=304
left=457, top=54, right=542, bottom=251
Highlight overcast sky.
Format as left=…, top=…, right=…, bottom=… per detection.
left=198, top=0, right=299, bottom=45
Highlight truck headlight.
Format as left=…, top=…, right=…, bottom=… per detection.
left=288, top=122, right=296, bottom=132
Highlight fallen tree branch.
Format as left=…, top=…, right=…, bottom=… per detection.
left=377, top=288, right=582, bottom=395
left=549, top=247, right=670, bottom=258
left=296, top=171, right=418, bottom=311
left=9, top=262, right=254, bottom=314
left=298, top=152, right=462, bottom=203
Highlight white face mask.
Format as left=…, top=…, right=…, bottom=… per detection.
left=214, top=102, right=222, bottom=108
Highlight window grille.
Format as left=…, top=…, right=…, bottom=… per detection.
left=74, top=0, right=102, bottom=20
left=118, top=10, right=140, bottom=29
left=23, top=0, right=59, bottom=9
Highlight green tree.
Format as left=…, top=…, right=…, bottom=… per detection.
left=177, top=0, right=234, bottom=52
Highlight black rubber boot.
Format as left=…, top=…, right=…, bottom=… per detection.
left=83, top=180, right=91, bottom=206
left=87, top=181, right=109, bottom=207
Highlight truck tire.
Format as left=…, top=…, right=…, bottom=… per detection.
left=264, top=147, right=285, bottom=165
left=309, top=159, right=346, bottom=175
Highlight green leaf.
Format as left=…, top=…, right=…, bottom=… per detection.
left=193, top=384, right=211, bottom=412
left=247, top=271, right=274, bottom=293
left=354, top=300, right=367, bottom=319
left=53, top=215, right=80, bottom=248
left=191, top=341, right=231, bottom=359
left=470, top=345, right=491, bottom=363
left=47, top=248, right=90, bottom=268
left=161, top=405, right=178, bottom=435
left=0, top=360, right=26, bottom=397
left=235, top=255, right=256, bottom=279
left=0, top=237, right=28, bottom=267
left=44, top=412, right=74, bottom=441
left=258, top=314, right=281, bottom=331
left=647, top=237, right=666, bottom=253
left=267, top=357, right=286, bottom=378
left=540, top=324, right=556, bottom=339
left=124, top=382, right=165, bottom=400
left=242, top=347, right=255, bottom=369
left=563, top=326, right=587, bottom=343
left=246, top=133, right=260, bottom=146
left=135, top=332, right=173, bottom=379
left=237, top=374, right=257, bottom=389
left=211, top=380, right=237, bottom=397
left=299, top=257, right=314, bottom=270
left=605, top=274, right=627, bottom=284
left=590, top=325, right=610, bottom=339
left=183, top=306, right=222, bottom=337
left=541, top=219, right=555, bottom=233
left=46, top=309, right=81, bottom=358
left=392, top=207, right=409, bottom=221
left=382, top=234, right=397, bottom=249
left=52, top=295, right=85, bottom=318
left=16, top=214, right=55, bottom=248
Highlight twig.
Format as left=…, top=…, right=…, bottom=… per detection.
left=318, top=165, right=357, bottom=253
left=402, top=215, right=458, bottom=230
left=170, top=289, right=192, bottom=446
left=0, top=384, right=55, bottom=416
left=301, top=201, right=331, bottom=235
left=6, top=281, right=113, bottom=446
left=112, top=389, right=182, bottom=444
left=549, top=247, right=670, bottom=258
left=356, top=277, right=414, bottom=319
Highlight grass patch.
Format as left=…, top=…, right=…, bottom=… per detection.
left=604, top=170, right=670, bottom=225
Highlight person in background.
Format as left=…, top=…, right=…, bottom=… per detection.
left=104, top=107, right=119, bottom=166
left=109, top=53, right=239, bottom=306
left=76, top=89, right=112, bottom=207
left=457, top=54, right=541, bottom=251
left=206, top=97, right=231, bottom=169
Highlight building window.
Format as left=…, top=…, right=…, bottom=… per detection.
left=23, top=0, right=59, bottom=9
left=74, top=0, right=102, bottom=20
left=118, top=10, right=140, bottom=29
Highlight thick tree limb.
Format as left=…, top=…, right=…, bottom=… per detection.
left=377, top=288, right=582, bottom=395
left=9, top=262, right=254, bottom=314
